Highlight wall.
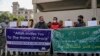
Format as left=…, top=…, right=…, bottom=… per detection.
left=17, top=10, right=33, bottom=19
left=97, top=8, right=100, bottom=20
left=34, top=9, right=96, bottom=23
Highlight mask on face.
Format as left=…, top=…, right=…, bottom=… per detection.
left=78, top=19, right=82, bottom=22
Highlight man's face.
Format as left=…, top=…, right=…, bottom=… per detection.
left=53, top=17, right=57, bottom=22
left=78, top=18, right=83, bottom=22
left=39, top=16, right=44, bottom=22
left=78, top=17, right=81, bottom=20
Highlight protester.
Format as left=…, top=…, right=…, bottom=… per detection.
left=28, top=19, right=34, bottom=28
left=0, top=14, right=9, bottom=27
left=34, top=16, right=48, bottom=56
left=47, top=22, right=52, bottom=28
left=76, top=15, right=86, bottom=27
left=50, top=17, right=60, bottom=30
left=0, top=18, right=9, bottom=56
left=50, top=17, right=63, bottom=56
left=59, top=20, right=63, bottom=28
left=12, top=18, right=19, bottom=28
left=21, top=19, right=29, bottom=28
left=73, top=22, right=78, bottom=27
left=99, top=21, right=100, bottom=25
left=34, top=16, right=48, bottom=29
left=49, top=17, right=60, bottom=56
left=0, top=19, right=9, bottom=29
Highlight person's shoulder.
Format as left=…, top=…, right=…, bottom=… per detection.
left=51, top=22, right=58, bottom=24
left=83, top=22, right=86, bottom=23
left=35, top=22, right=40, bottom=27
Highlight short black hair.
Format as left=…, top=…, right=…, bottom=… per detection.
left=53, top=17, right=58, bottom=20
left=29, top=19, right=34, bottom=22
left=13, top=18, right=17, bottom=21
left=92, top=17, right=96, bottom=20
left=78, top=15, right=84, bottom=19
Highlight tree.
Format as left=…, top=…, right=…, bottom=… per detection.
left=0, top=12, right=9, bottom=23
left=17, top=16, right=25, bottom=21
left=0, top=12, right=25, bottom=23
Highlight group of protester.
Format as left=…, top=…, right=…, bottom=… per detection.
left=0, top=15, right=98, bottom=30
left=33, top=15, right=85, bottom=29
left=0, top=15, right=99, bottom=56
left=34, top=15, right=97, bottom=30
left=24, top=15, right=97, bottom=56
left=22, top=15, right=99, bottom=56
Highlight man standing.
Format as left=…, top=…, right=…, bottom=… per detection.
left=34, top=16, right=48, bottom=56
left=76, top=15, right=86, bottom=27
left=50, top=17, right=60, bottom=30
left=1, top=20, right=9, bottom=29
left=35, top=16, right=48, bottom=29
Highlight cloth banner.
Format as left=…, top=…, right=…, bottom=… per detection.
left=6, top=28, right=52, bottom=52
left=53, top=26, right=100, bottom=53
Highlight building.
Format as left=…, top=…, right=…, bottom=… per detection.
left=32, top=0, right=100, bottom=23
left=12, top=2, right=33, bottom=20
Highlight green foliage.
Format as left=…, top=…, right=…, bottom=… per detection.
left=0, top=14, right=4, bottom=22
left=0, top=12, right=9, bottom=22
left=0, top=12, right=25, bottom=23
left=17, top=16, right=25, bottom=21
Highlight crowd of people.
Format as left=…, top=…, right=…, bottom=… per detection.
left=0, top=15, right=100, bottom=56
left=34, top=15, right=85, bottom=29
left=25, top=15, right=83, bottom=29
left=32, top=15, right=98, bottom=30
left=15, top=15, right=98, bottom=56
left=0, top=15, right=99, bottom=30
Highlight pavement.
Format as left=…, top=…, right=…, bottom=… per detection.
left=0, top=51, right=100, bottom=56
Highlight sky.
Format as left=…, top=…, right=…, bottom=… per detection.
left=0, top=0, right=33, bottom=13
